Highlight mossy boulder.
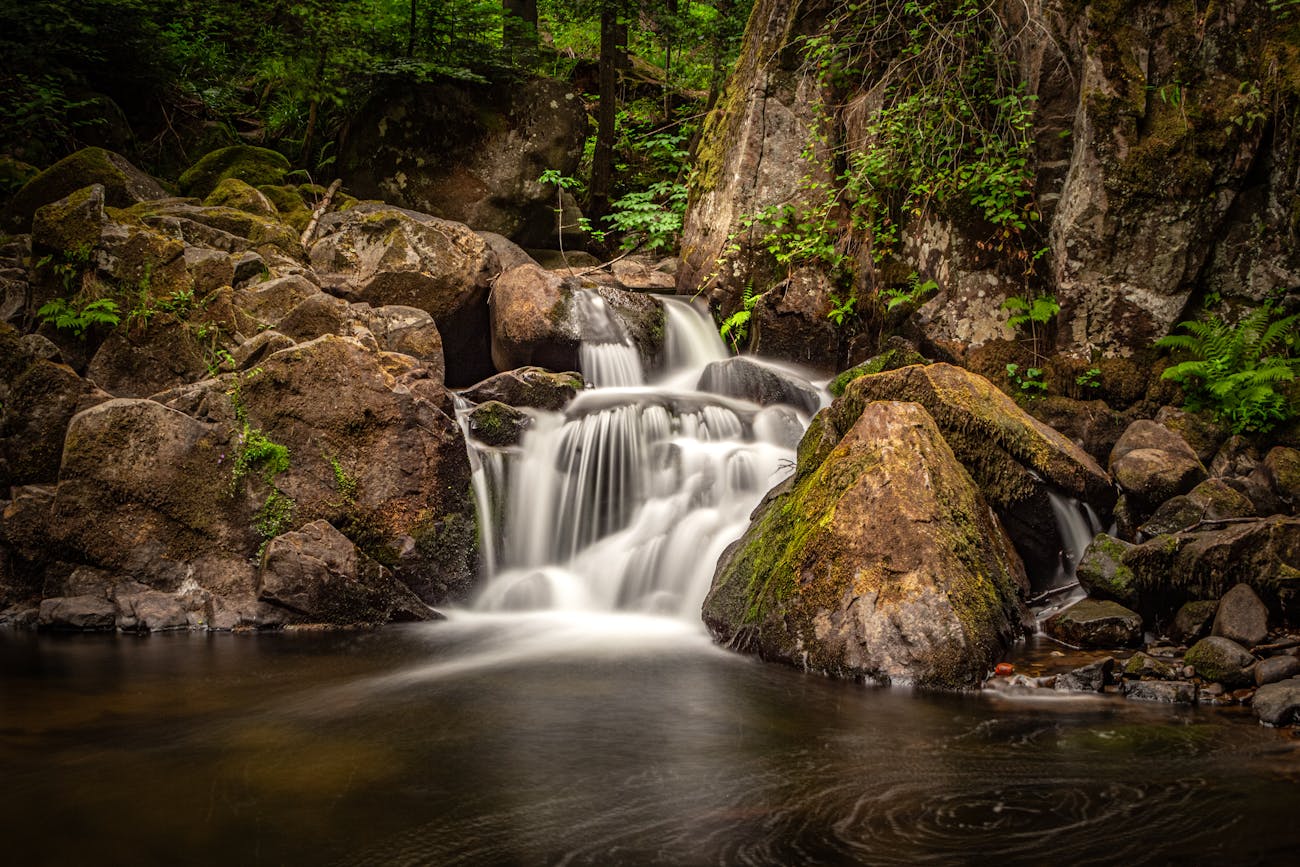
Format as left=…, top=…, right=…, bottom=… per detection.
left=829, top=340, right=928, bottom=397
left=1137, top=478, right=1255, bottom=537
left=467, top=400, right=530, bottom=447
left=703, top=400, right=1029, bottom=689
left=257, top=185, right=313, bottom=231
left=133, top=201, right=301, bottom=257
left=460, top=366, right=584, bottom=411
left=31, top=183, right=106, bottom=256
left=1170, top=599, right=1219, bottom=644
left=1109, top=420, right=1207, bottom=515
left=178, top=146, right=291, bottom=199
left=204, top=178, right=279, bottom=219
left=1262, top=447, right=1300, bottom=513
left=1184, top=635, right=1254, bottom=687
left=4, top=147, right=166, bottom=232
left=1043, top=598, right=1143, bottom=648
left=1077, top=533, right=1138, bottom=606
left=1122, top=651, right=1179, bottom=680
left=0, top=155, right=39, bottom=201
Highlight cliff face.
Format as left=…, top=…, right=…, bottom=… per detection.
left=679, top=0, right=1300, bottom=366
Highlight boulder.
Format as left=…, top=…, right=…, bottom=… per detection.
left=114, top=589, right=192, bottom=632
left=1054, top=657, right=1114, bottom=692
left=234, top=274, right=318, bottom=325
left=1212, top=583, right=1270, bottom=647
left=475, top=230, right=537, bottom=271
left=0, top=354, right=110, bottom=486
left=1184, top=636, right=1255, bottom=687
left=460, top=367, right=584, bottom=411
left=1076, top=534, right=1138, bottom=607
left=1169, top=599, right=1219, bottom=644
left=338, top=77, right=588, bottom=246
left=84, top=317, right=212, bottom=398
left=1255, top=655, right=1300, bottom=687
left=466, top=401, right=530, bottom=447
left=5, top=147, right=166, bottom=231
left=1253, top=678, right=1300, bottom=726
left=1043, top=599, right=1143, bottom=648
left=204, top=177, right=279, bottom=218
left=829, top=338, right=928, bottom=397
left=308, top=204, right=496, bottom=385
left=1122, top=651, right=1179, bottom=680
left=178, top=146, right=291, bottom=199
left=1153, top=406, right=1227, bottom=465
left=703, top=400, right=1029, bottom=689
left=1137, top=478, right=1255, bottom=537
left=37, top=595, right=118, bottom=631
left=697, top=357, right=821, bottom=415
left=258, top=520, right=432, bottom=624
left=489, top=264, right=582, bottom=373
left=1261, top=447, right=1300, bottom=514
left=1120, top=680, right=1197, bottom=704
left=135, top=201, right=302, bottom=258
left=749, top=267, right=842, bottom=371
left=1109, top=420, right=1206, bottom=515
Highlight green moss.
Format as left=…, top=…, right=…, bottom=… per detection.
left=178, top=146, right=291, bottom=199
left=829, top=346, right=927, bottom=397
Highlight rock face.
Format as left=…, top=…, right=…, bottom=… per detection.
left=308, top=204, right=498, bottom=385
left=339, top=77, right=588, bottom=247
left=703, top=400, right=1029, bottom=689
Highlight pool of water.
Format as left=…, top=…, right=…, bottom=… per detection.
left=3, top=616, right=1299, bottom=865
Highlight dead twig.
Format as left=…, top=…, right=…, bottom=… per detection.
left=300, top=178, right=342, bottom=247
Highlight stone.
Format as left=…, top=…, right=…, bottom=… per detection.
left=703, top=400, right=1029, bottom=689
left=1170, top=600, right=1219, bottom=644
left=466, top=401, right=530, bottom=448
left=204, top=177, right=279, bottom=218
left=0, top=355, right=110, bottom=487
left=258, top=520, right=432, bottom=625
left=1122, top=651, right=1179, bottom=680
left=1076, top=534, right=1138, bottom=606
left=1121, top=680, right=1197, bottom=704
left=308, top=204, right=496, bottom=385
left=1209, top=435, right=1260, bottom=480
left=749, top=266, right=842, bottom=371
left=135, top=201, right=302, bottom=257
left=460, top=367, right=584, bottom=411
left=489, top=263, right=583, bottom=373
left=5, top=147, right=166, bottom=231
left=37, top=595, right=117, bottom=631
left=31, top=183, right=105, bottom=255
left=85, top=317, right=211, bottom=398
left=1255, top=655, right=1300, bottom=687
left=178, top=146, right=291, bottom=199
left=339, top=77, right=588, bottom=246
left=234, top=274, right=316, bottom=324
left=1212, top=583, right=1270, bottom=647
left=829, top=338, right=928, bottom=397
left=1109, top=421, right=1207, bottom=514
left=114, top=590, right=191, bottom=632
left=1253, top=678, right=1300, bottom=726
left=1044, top=599, right=1144, bottom=648
left=1137, top=478, right=1255, bottom=537
left=1262, top=447, right=1300, bottom=514
left=183, top=246, right=235, bottom=296
left=697, top=357, right=821, bottom=415
left=475, top=230, right=537, bottom=271
left=1153, top=406, right=1227, bottom=465
left=1053, top=657, right=1114, bottom=692
left=1184, top=636, right=1255, bottom=687
left=231, top=330, right=296, bottom=370
left=233, top=251, right=268, bottom=285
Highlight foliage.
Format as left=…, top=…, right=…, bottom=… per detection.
left=253, top=488, right=295, bottom=545
left=1155, top=302, right=1300, bottom=434
left=36, top=296, right=120, bottom=337
left=827, top=293, right=856, bottom=326
left=1005, top=362, right=1046, bottom=396
left=328, top=454, right=359, bottom=506
left=719, top=282, right=762, bottom=351
left=1075, top=367, right=1101, bottom=389
left=1002, top=292, right=1058, bottom=367
left=881, top=274, right=938, bottom=312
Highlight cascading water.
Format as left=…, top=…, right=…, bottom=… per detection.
left=460, top=293, right=817, bottom=621
left=1047, top=490, right=1102, bottom=586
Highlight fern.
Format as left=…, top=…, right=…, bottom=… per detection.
left=1155, top=303, right=1300, bottom=433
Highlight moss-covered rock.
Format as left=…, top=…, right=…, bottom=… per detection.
left=703, top=400, right=1029, bottom=689
left=1122, top=651, right=1179, bottom=680
left=1137, top=478, right=1255, bottom=537
left=829, top=340, right=928, bottom=397
left=257, top=185, right=312, bottom=231
left=204, top=178, right=279, bottom=219
left=178, top=146, right=291, bottom=199
left=4, top=147, right=166, bottom=232
left=1077, top=533, right=1138, bottom=606
left=460, top=366, right=584, bottom=411
left=1184, top=635, right=1254, bottom=687
left=467, top=400, right=530, bottom=447
left=1043, top=598, right=1143, bottom=648
left=30, top=183, right=106, bottom=257
left=1109, top=419, right=1207, bottom=515
left=1263, top=447, right=1300, bottom=513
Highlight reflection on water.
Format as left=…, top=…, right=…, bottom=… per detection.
left=3, top=622, right=1299, bottom=866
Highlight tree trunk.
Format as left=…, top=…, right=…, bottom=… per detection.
left=407, top=0, right=418, bottom=57
left=589, top=5, right=621, bottom=224
left=502, top=0, right=539, bottom=66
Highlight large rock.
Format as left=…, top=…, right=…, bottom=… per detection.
left=703, top=400, right=1029, bottom=689
left=460, top=367, right=584, bottom=411
left=1184, top=635, right=1255, bottom=687
left=0, top=349, right=110, bottom=486
left=258, top=520, right=432, bottom=624
left=1212, top=583, right=1270, bottom=647
left=1043, top=599, right=1143, bottom=648
left=339, top=77, right=587, bottom=247
left=1076, top=534, right=1138, bottom=607
left=1137, top=478, right=1255, bottom=537
left=308, top=204, right=496, bottom=385
left=1254, top=678, right=1300, bottom=726
left=178, top=146, right=291, bottom=199
left=5, top=148, right=166, bottom=231
left=697, top=357, right=821, bottom=415
left=1109, top=420, right=1207, bottom=515
left=36, top=595, right=117, bottom=631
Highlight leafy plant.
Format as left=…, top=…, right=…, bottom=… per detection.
left=827, top=293, right=856, bottom=326
left=36, top=297, right=120, bottom=337
left=604, top=179, right=687, bottom=252
left=1006, top=362, right=1047, bottom=396
left=1002, top=292, right=1058, bottom=367
left=881, top=274, right=938, bottom=312
left=720, top=283, right=763, bottom=351
left=1155, top=303, right=1300, bottom=433
left=1075, top=367, right=1101, bottom=389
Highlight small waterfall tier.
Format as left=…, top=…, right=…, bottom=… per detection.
left=461, top=294, right=821, bottom=620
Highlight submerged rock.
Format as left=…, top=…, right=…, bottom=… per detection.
left=703, top=400, right=1029, bottom=689
left=1054, top=657, right=1114, bottom=692
left=1121, top=680, right=1197, bottom=704
left=1043, top=599, right=1143, bottom=648
left=697, top=357, right=821, bottom=415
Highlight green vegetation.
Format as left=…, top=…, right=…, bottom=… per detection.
left=719, top=282, right=762, bottom=350
left=226, top=369, right=296, bottom=548
left=328, top=454, right=359, bottom=507
left=1155, top=301, right=1300, bottom=434
left=36, top=296, right=119, bottom=337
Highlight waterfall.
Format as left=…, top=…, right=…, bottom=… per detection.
left=1047, top=490, right=1102, bottom=587
left=461, top=295, right=811, bottom=621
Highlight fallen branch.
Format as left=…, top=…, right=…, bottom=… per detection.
left=1255, top=636, right=1300, bottom=654
left=1026, top=581, right=1079, bottom=607
left=562, top=243, right=646, bottom=279
left=300, top=178, right=342, bottom=247
left=1179, top=517, right=1261, bottom=534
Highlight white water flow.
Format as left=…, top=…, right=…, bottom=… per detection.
left=463, top=294, right=811, bottom=621
left=1047, top=489, right=1103, bottom=588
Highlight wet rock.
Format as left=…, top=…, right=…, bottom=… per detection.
left=489, top=264, right=581, bottom=372
left=1184, top=636, right=1255, bottom=687
left=1212, top=583, right=1270, bottom=648
left=1109, top=420, right=1206, bottom=515
left=37, top=595, right=117, bottom=631
left=460, top=367, right=584, bottom=411
left=1121, top=680, right=1197, bottom=704
left=703, top=400, right=1029, bottom=689
left=698, top=357, right=821, bottom=415
left=178, top=145, right=291, bottom=199
left=5, top=147, right=167, bottom=231
left=1076, top=534, right=1138, bottom=607
left=1054, top=657, right=1114, bottom=692
left=467, top=401, right=530, bottom=447
left=1170, top=599, right=1219, bottom=644
left=1253, top=678, right=1300, bottom=726
left=1137, top=478, right=1255, bottom=537
left=114, top=590, right=191, bottom=632
left=308, top=204, right=496, bottom=385
left=829, top=338, right=927, bottom=397
left=1123, top=652, right=1179, bottom=680
left=1044, top=599, right=1143, bottom=648
left=1255, top=655, right=1300, bottom=687
left=258, top=520, right=432, bottom=625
